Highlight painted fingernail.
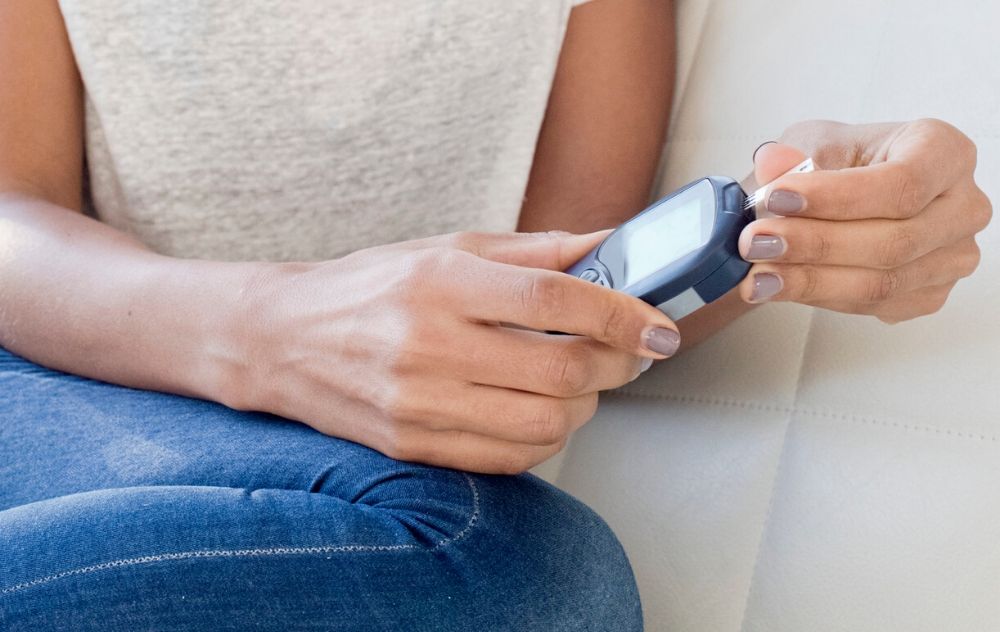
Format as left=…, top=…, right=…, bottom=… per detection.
left=767, top=190, right=805, bottom=214
left=747, top=235, right=786, bottom=260
left=643, top=327, right=681, bottom=357
left=753, top=140, right=777, bottom=162
left=640, top=357, right=654, bottom=373
left=750, top=273, right=783, bottom=303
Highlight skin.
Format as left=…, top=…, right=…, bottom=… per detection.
left=0, top=1, right=990, bottom=474
left=738, top=121, right=991, bottom=323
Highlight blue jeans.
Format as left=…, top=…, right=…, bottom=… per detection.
left=0, top=347, right=642, bottom=630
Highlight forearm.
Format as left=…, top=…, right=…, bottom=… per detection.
left=0, top=191, right=257, bottom=404
left=518, top=0, right=753, bottom=347
left=519, top=0, right=675, bottom=234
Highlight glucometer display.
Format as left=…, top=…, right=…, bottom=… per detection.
left=594, top=178, right=717, bottom=290
left=565, top=157, right=814, bottom=322
left=621, top=197, right=703, bottom=285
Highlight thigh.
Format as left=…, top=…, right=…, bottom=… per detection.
left=0, top=346, right=411, bottom=510
left=0, top=347, right=642, bottom=631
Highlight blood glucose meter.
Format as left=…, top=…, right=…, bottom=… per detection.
left=565, top=159, right=814, bottom=321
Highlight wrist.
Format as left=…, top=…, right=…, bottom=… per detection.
left=202, top=259, right=290, bottom=412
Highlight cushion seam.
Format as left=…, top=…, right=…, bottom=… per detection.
left=605, top=392, right=1000, bottom=443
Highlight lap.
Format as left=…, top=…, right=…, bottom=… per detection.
left=0, top=345, right=398, bottom=509
left=0, top=347, right=642, bottom=631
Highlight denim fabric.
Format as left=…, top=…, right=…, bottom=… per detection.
left=0, top=347, right=642, bottom=631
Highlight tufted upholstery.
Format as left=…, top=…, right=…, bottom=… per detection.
left=534, top=0, right=1000, bottom=629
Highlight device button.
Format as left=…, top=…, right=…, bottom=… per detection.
left=579, top=268, right=601, bottom=283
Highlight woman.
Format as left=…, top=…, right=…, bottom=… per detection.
left=0, top=0, right=989, bottom=629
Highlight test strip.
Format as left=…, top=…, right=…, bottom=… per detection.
left=743, top=157, right=815, bottom=213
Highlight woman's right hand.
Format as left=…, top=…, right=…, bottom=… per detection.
left=227, top=231, right=680, bottom=474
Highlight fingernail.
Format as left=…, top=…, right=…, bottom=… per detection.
left=640, top=357, right=654, bottom=373
left=747, top=235, right=786, bottom=260
left=750, top=273, right=783, bottom=303
left=752, top=140, right=777, bottom=162
left=767, top=190, right=805, bottom=214
left=643, top=327, right=681, bottom=357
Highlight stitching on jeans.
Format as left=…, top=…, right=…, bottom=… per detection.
left=607, top=391, right=1000, bottom=443
left=0, top=474, right=481, bottom=596
left=433, top=473, right=481, bottom=547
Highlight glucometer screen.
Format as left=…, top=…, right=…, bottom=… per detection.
left=620, top=197, right=705, bottom=285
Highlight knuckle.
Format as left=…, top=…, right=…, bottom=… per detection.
left=542, top=344, right=593, bottom=396
left=496, top=448, right=537, bottom=475
left=913, top=117, right=951, bottom=137
left=381, top=383, right=428, bottom=427
left=912, top=118, right=958, bottom=145
left=780, top=119, right=839, bottom=146
left=442, top=232, right=474, bottom=252
left=868, top=268, right=903, bottom=303
left=406, top=247, right=452, bottom=279
left=888, top=161, right=921, bottom=218
left=877, top=226, right=919, bottom=268
left=570, top=393, right=600, bottom=431
left=802, top=231, right=833, bottom=264
left=442, top=231, right=488, bottom=256
left=584, top=392, right=600, bottom=420
left=923, top=118, right=976, bottom=165
left=972, top=190, right=994, bottom=232
left=876, top=312, right=905, bottom=325
left=927, top=291, right=950, bottom=316
left=526, top=402, right=569, bottom=444
left=379, top=427, right=419, bottom=463
left=914, top=118, right=977, bottom=169
left=960, top=242, right=982, bottom=277
left=600, top=299, right=631, bottom=344
left=514, top=274, right=565, bottom=317
left=385, top=321, right=423, bottom=377
left=958, top=132, right=978, bottom=167
left=796, top=265, right=822, bottom=300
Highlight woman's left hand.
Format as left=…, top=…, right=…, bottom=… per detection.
left=738, top=119, right=992, bottom=323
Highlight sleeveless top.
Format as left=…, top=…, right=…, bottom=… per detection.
left=58, top=1, right=591, bottom=261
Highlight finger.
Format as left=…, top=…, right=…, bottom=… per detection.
left=456, top=325, right=646, bottom=397
left=462, top=260, right=680, bottom=359
left=872, top=283, right=956, bottom=324
left=740, top=189, right=985, bottom=268
left=394, top=379, right=599, bottom=446
left=752, top=141, right=809, bottom=187
left=761, top=119, right=977, bottom=221
left=739, top=240, right=979, bottom=305
left=880, top=118, right=978, bottom=197
left=382, top=423, right=569, bottom=475
left=408, top=230, right=612, bottom=271
left=808, top=283, right=956, bottom=322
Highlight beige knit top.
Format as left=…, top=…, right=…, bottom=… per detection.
left=58, top=0, right=592, bottom=261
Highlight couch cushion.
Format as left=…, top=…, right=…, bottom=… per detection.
left=541, top=0, right=1000, bottom=629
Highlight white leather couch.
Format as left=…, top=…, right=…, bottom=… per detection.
left=534, top=1, right=1000, bottom=629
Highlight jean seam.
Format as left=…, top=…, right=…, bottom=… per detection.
left=0, top=473, right=481, bottom=597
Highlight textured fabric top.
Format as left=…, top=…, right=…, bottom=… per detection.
left=58, top=1, right=591, bottom=261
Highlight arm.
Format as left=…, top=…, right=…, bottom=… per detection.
left=518, top=0, right=753, bottom=349
left=0, top=0, right=681, bottom=473
left=519, top=0, right=675, bottom=234
left=0, top=0, right=250, bottom=402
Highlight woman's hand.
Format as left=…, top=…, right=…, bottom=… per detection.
left=738, top=119, right=992, bottom=323
left=228, top=231, right=680, bottom=474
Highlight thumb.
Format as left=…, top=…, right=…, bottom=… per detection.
left=753, top=141, right=809, bottom=185
left=472, top=230, right=612, bottom=270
